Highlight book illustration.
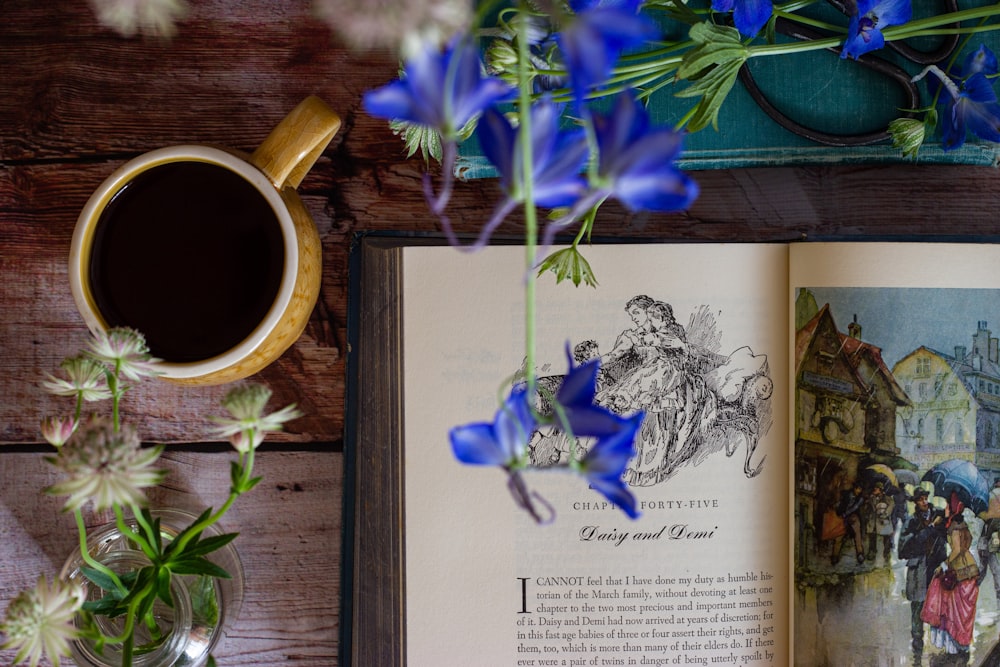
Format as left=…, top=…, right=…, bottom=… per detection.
left=524, top=294, right=774, bottom=487
left=795, top=287, right=1000, bottom=665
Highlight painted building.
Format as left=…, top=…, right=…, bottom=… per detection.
left=794, top=297, right=911, bottom=571
left=893, top=321, right=1000, bottom=485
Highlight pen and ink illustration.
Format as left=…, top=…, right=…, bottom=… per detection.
left=795, top=287, right=1000, bottom=667
left=525, top=294, right=774, bottom=487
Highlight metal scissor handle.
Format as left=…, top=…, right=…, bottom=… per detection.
left=739, top=0, right=959, bottom=147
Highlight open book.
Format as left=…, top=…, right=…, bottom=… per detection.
left=343, top=239, right=1000, bottom=666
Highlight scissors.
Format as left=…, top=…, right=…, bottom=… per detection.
left=737, top=0, right=960, bottom=146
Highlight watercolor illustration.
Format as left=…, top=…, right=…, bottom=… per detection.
left=795, top=287, right=1000, bottom=666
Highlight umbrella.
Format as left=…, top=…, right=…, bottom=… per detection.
left=864, top=463, right=898, bottom=487
left=893, top=468, right=921, bottom=487
left=921, top=458, right=991, bottom=514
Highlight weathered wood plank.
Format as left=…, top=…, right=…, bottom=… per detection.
left=0, top=449, right=341, bottom=666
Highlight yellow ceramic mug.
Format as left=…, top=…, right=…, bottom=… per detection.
left=69, top=96, right=340, bottom=385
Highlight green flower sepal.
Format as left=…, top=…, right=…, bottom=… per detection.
left=537, top=246, right=599, bottom=288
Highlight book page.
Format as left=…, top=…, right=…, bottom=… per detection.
left=790, top=242, right=1000, bottom=665
left=402, top=243, right=790, bottom=666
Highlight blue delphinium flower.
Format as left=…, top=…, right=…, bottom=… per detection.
left=450, top=344, right=643, bottom=522
left=926, top=45, right=1000, bottom=151
left=362, top=37, right=512, bottom=139
left=556, top=0, right=659, bottom=108
left=450, top=386, right=535, bottom=468
left=478, top=98, right=589, bottom=208
left=554, top=343, right=631, bottom=437
left=580, top=414, right=644, bottom=519
left=468, top=97, right=590, bottom=248
left=712, top=0, right=772, bottom=38
left=592, top=92, right=699, bottom=213
left=841, top=0, right=912, bottom=60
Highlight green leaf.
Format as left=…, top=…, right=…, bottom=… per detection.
left=180, top=532, right=240, bottom=559
left=390, top=119, right=443, bottom=164
left=207, top=656, right=217, bottom=667
left=536, top=247, right=599, bottom=288
left=82, top=596, right=128, bottom=617
left=674, top=22, right=748, bottom=132
left=81, top=566, right=123, bottom=593
left=120, top=566, right=155, bottom=606
left=168, top=557, right=233, bottom=579
left=156, top=566, right=174, bottom=608
left=676, top=23, right=746, bottom=80
left=163, top=507, right=212, bottom=558
left=235, top=475, right=263, bottom=494
left=675, top=59, right=745, bottom=132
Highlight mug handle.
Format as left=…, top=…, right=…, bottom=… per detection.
left=250, top=95, right=341, bottom=189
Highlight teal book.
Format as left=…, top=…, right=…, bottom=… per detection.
left=456, top=0, right=1000, bottom=174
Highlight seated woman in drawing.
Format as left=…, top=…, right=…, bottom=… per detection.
left=598, top=300, right=691, bottom=485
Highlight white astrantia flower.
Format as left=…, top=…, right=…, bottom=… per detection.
left=85, top=327, right=162, bottom=381
left=0, top=576, right=84, bottom=667
left=41, top=355, right=112, bottom=403
left=209, top=384, right=303, bottom=450
left=46, top=417, right=165, bottom=512
left=313, top=0, right=472, bottom=55
left=89, top=0, right=188, bottom=38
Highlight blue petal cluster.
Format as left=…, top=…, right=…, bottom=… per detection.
left=593, top=93, right=700, bottom=212
left=712, top=0, right=772, bottom=38
left=450, top=387, right=535, bottom=468
left=841, top=0, right=912, bottom=60
left=933, top=45, right=1000, bottom=151
left=450, top=345, right=643, bottom=521
left=362, top=38, right=512, bottom=138
left=556, top=0, right=659, bottom=107
left=477, top=98, right=589, bottom=208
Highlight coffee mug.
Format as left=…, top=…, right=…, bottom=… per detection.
left=69, top=96, right=340, bottom=385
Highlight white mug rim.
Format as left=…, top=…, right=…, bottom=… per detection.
left=68, top=145, right=299, bottom=380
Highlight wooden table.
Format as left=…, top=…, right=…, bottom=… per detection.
left=2, top=1, right=1000, bottom=665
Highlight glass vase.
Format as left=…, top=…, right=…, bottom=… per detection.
left=59, top=508, right=245, bottom=667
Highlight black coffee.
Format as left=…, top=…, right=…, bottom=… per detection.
left=89, top=161, right=285, bottom=363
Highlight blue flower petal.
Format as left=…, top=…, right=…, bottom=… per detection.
left=593, top=92, right=698, bottom=213
left=965, top=45, right=999, bottom=77
left=477, top=108, right=517, bottom=193
left=732, top=0, right=773, bottom=38
left=557, top=347, right=599, bottom=408
left=963, top=99, right=1000, bottom=144
left=583, top=414, right=643, bottom=478
left=449, top=388, right=535, bottom=467
left=872, top=0, right=912, bottom=27
left=590, top=476, right=641, bottom=518
left=557, top=4, right=658, bottom=106
left=450, top=423, right=509, bottom=465
left=363, top=38, right=512, bottom=137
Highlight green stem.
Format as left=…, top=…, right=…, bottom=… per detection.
left=884, top=4, right=1000, bottom=39
left=131, top=504, right=159, bottom=555
left=114, top=504, right=156, bottom=561
left=74, top=509, right=127, bottom=595
left=515, top=4, right=538, bottom=408
left=169, top=439, right=253, bottom=556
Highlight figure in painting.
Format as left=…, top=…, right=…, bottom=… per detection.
left=865, top=481, right=896, bottom=563
left=921, top=511, right=980, bottom=664
left=834, top=482, right=866, bottom=565
left=898, top=488, right=949, bottom=666
left=977, top=479, right=1000, bottom=610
